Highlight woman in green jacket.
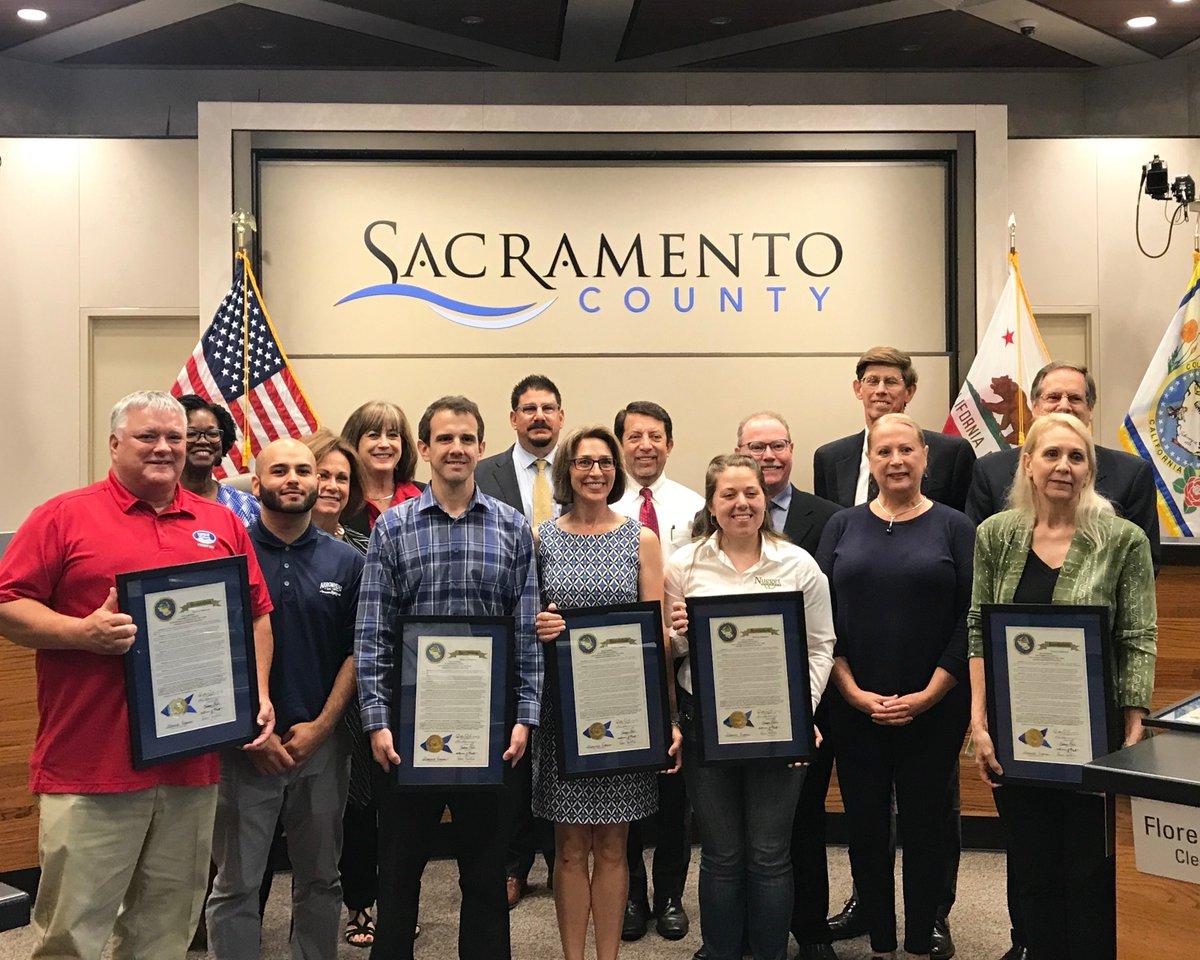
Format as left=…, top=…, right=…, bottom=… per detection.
left=967, top=412, right=1156, bottom=960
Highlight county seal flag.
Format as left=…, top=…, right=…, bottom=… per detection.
left=1119, top=253, right=1200, bottom=538
left=943, top=251, right=1051, bottom=456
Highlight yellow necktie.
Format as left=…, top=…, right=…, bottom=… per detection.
left=533, top=459, right=552, bottom=528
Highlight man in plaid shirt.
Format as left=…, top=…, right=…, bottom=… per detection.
left=354, top=395, right=541, bottom=960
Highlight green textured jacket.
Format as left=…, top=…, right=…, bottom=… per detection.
left=966, top=509, right=1157, bottom=710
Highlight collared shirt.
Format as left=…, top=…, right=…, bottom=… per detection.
left=663, top=532, right=836, bottom=710
left=249, top=520, right=363, bottom=733
left=355, top=483, right=542, bottom=731
left=0, top=471, right=272, bottom=794
left=217, top=481, right=260, bottom=527
left=512, top=443, right=561, bottom=524
left=768, top=484, right=794, bottom=535
left=855, top=434, right=871, bottom=505
left=614, top=472, right=705, bottom=562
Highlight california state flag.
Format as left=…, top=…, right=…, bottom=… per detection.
left=943, top=251, right=1051, bottom=455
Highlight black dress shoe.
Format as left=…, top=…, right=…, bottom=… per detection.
left=622, top=898, right=650, bottom=941
left=654, top=897, right=689, bottom=940
left=930, top=917, right=955, bottom=960
left=998, top=947, right=1028, bottom=960
left=796, top=944, right=841, bottom=960
left=692, top=948, right=707, bottom=960
left=827, top=895, right=868, bottom=941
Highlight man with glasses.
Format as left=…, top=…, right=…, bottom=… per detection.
left=474, top=373, right=563, bottom=907
left=0, top=390, right=275, bottom=960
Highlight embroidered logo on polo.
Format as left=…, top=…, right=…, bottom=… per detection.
left=192, top=530, right=217, bottom=547
left=319, top=581, right=343, bottom=597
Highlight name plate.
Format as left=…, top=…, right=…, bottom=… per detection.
left=1131, top=797, right=1200, bottom=885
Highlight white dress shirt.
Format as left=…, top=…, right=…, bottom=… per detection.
left=663, top=533, right=836, bottom=712
left=511, top=442, right=561, bottom=524
left=854, top=433, right=871, bottom=505
left=614, top=472, right=705, bottom=561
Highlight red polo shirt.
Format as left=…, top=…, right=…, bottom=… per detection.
left=0, top=471, right=272, bottom=794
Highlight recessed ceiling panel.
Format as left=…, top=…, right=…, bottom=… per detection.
left=0, top=0, right=140, bottom=52
left=1032, top=0, right=1200, bottom=58
left=693, top=10, right=1094, bottom=70
left=619, top=0, right=881, bottom=60
left=65, top=3, right=485, bottom=68
left=325, top=1, right=565, bottom=60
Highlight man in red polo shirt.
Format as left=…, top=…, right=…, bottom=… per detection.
left=0, top=390, right=276, bottom=960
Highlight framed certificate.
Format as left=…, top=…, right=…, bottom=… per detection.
left=1144, top=691, right=1200, bottom=734
left=390, top=616, right=514, bottom=789
left=685, top=591, right=814, bottom=766
left=117, top=555, right=260, bottom=769
left=981, top=604, right=1119, bottom=789
left=546, top=601, right=673, bottom=780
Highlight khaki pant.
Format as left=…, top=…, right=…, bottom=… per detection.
left=31, top=783, right=218, bottom=960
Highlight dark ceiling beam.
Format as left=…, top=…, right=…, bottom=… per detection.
left=3, top=0, right=234, bottom=62
left=559, top=0, right=636, bottom=69
left=965, top=0, right=1152, bottom=67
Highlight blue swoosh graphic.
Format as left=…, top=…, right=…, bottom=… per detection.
left=335, top=283, right=535, bottom=317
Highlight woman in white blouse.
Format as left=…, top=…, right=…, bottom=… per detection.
left=666, top=453, right=836, bottom=960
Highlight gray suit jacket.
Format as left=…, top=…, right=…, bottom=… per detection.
left=474, top=445, right=524, bottom=514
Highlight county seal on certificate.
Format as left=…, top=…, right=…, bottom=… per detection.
left=547, top=602, right=672, bottom=779
left=118, top=555, right=260, bottom=768
left=391, top=615, right=514, bottom=789
left=685, top=592, right=814, bottom=766
left=982, top=603, right=1118, bottom=789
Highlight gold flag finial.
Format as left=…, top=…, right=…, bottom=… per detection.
left=1008, top=213, right=1017, bottom=255
left=231, top=210, right=257, bottom=254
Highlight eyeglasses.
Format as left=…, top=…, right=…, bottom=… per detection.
left=861, top=375, right=905, bottom=389
left=570, top=456, right=616, bottom=471
left=517, top=403, right=561, bottom=417
left=742, top=440, right=791, bottom=455
left=186, top=428, right=223, bottom=442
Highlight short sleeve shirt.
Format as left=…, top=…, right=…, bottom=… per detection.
left=0, top=471, right=273, bottom=794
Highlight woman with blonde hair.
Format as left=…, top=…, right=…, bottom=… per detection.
left=968, top=412, right=1156, bottom=960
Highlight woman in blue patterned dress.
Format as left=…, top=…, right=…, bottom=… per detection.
left=533, top=426, right=682, bottom=960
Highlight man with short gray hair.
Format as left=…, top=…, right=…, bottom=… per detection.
left=0, top=390, right=275, bottom=960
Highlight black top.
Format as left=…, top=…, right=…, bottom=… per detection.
left=1012, top=549, right=1061, bottom=605
left=816, top=502, right=975, bottom=695
left=249, top=520, right=364, bottom=732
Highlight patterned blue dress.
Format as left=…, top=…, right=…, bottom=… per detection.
left=532, top=518, right=659, bottom=824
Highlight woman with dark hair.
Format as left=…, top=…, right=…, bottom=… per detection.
left=533, top=426, right=681, bottom=960
left=666, top=453, right=835, bottom=960
left=339, top=401, right=422, bottom=535
left=176, top=393, right=259, bottom=526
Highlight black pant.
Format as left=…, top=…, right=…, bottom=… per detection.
left=373, top=768, right=515, bottom=960
left=790, top=699, right=835, bottom=945
left=341, top=799, right=379, bottom=912
left=626, top=765, right=692, bottom=908
left=939, top=759, right=962, bottom=916
left=994, top=785, right=1114, bottom=960
left=504, top=748, right=555, bottom=882
left=833, top=693, right=968, bottom=956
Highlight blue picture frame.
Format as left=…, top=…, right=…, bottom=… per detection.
left=546, top=601, right=673, bottom=781
left=685, top=591, right=814, bottom=766
left=391, top=615, right=514, bottom=790
left=1144, top=690, right=1200, bottom=734
left=982, top=603, right=1118, bottom=789
left=118, top=555, right=260, bottom=769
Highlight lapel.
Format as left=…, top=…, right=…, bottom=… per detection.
left=1094, top=445, right=1112, bottom=496
left=783, top=485, right=815, bottom=550
left=498, top=447, right=524, bottom=510
left=834, top=432, right=865, bottom=507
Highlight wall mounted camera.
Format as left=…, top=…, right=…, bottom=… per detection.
left=1137, top=154, right=1199, bottom=258
left=1015, top=19, right=1037, bottom=37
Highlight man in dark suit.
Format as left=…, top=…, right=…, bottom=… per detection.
left=809, top=347, right=973, bottom=959
left=474, top=373, right=565, bottom=909
left=966, top=361, right=1160, bottom=960
left=813, top=345, right=976, bottom=511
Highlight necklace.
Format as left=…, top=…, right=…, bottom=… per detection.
left=877, top=495, right=928, bottom=534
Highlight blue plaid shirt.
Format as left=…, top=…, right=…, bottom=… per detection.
left=355, top=483, right=542, bottom=731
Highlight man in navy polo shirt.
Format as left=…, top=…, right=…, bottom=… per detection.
left=207, top=438, right=363, bottom=960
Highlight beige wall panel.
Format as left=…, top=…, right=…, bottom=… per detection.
left=259, top=160, right=947, bottom=357
left=291, top=355, right=951, bottom=494
left=79, top=139, right=199, bottom=311
left=0, top=139, right=81, bottom=530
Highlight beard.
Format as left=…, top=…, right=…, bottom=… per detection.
left=260, top=487, right=318, bottom=515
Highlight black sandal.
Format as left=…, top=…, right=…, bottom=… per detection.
left=344, top=910, right=375, bottom=949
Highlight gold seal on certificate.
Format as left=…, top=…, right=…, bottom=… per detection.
left=412, top=636, right=493, bottom=769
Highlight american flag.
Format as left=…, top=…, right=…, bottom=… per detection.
left=171, top=252, right=318, bottom=477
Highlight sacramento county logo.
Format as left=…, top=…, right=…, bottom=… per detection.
left=425, top=642, right=446, bottom=663
left=154, top=598, right=176, bottom=621
left=717, top=622, right=738, bottom=642
left=1151, top=359, right=1200, bottom=512
left=577, top=633, right=598, bottom=654
left=1013, top=633, right=1035, bottom=655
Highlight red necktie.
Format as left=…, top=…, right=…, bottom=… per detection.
left=639, top=487, right=660, bottom=538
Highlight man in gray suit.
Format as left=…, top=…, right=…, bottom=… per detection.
left=475, top=373, right=565, bottom=908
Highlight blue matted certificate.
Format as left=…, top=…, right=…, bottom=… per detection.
left=1142, top=690, right=1200, bottom=733
left=982, top=603, right=1119, bottom=789
left=118, top=555, right=260, bottom=769
left=685, top=591, right=814, bottom=766
left=547, top=601, right=673, bottom=781
left=390, top=615, right=514, bottom=789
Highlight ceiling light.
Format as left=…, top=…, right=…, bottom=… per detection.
left=17, top=8, right=48, bottom=21
left=461, top=15, right=484, bottom=25
left=1126, top=16, right=1157, bottom=28
left=710, top=16, right=732, bottom=26
left=900, top=43, right=922, bottom=53
left=1171, top=1, right=1192, bottom=5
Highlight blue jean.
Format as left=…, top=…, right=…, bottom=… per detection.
left=682, top=699, right=805, bottom=960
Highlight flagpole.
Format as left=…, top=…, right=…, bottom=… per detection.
left=1008, top=214, right=1028, bottom=445
left=232, top=210, right=257, bottom=468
